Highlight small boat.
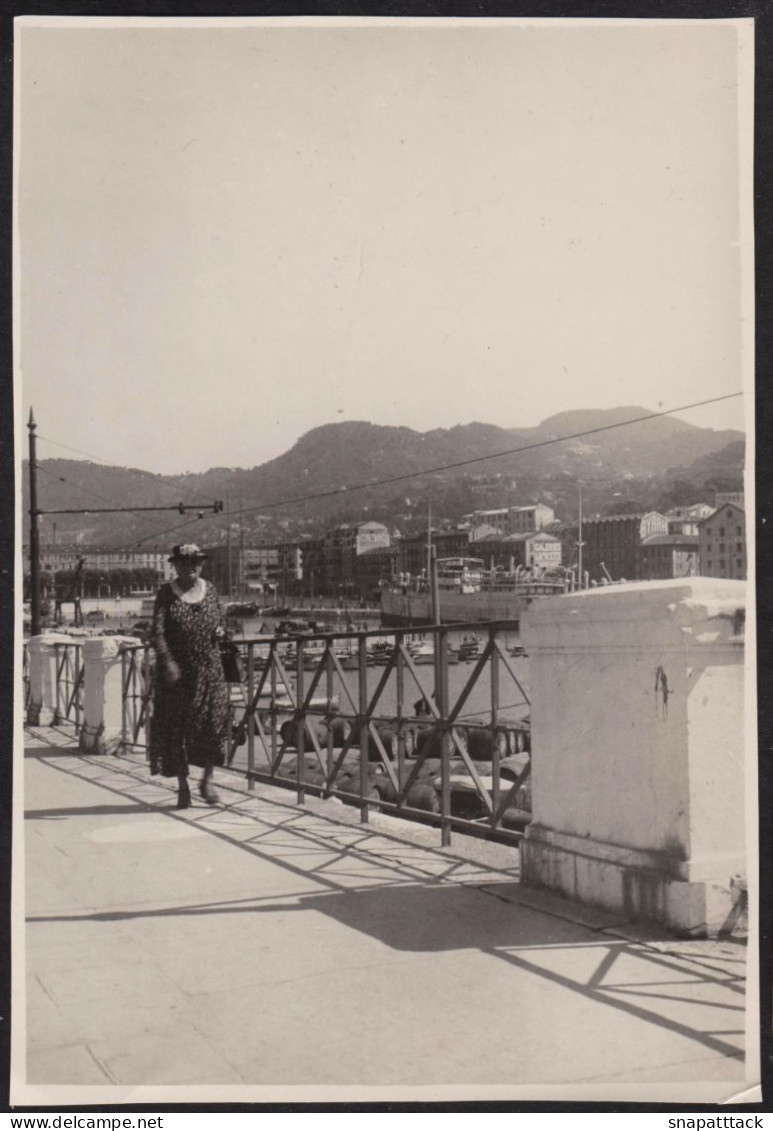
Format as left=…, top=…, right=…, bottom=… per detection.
left=458, top=633, right=482, bottom=661
left=368, top=639, right=395, bottom=665
left=407, top=641, right=459, bottom=665
left=408, top=641, right=435, bottom=664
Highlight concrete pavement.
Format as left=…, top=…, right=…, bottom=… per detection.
left=19, top=725, right=751, bottom=1101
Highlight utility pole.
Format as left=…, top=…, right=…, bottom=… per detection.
left=226, top=494, right=232, bottom=598
left=430, top=544, right=440, bottom=625
left=26, top=412, right=223, bottom=633
left=239, top=498, right=245, bottom=598
left=426, top=503, right=432, bottom=584
left=28, top=410, right=41, bottom=636
left=577, top=482, right=585, bottom=588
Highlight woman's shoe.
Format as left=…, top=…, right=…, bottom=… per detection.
left=176, top=779, right=192, bottom=809
left=199, top=779, right=219, bottom=806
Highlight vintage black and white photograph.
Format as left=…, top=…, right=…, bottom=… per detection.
left=14, top=15, right=757, bottom=1104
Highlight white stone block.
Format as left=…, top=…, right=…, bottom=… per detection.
left=78, top=636, right=143, bottom=756
left=520, top=578, right=746, bottom=936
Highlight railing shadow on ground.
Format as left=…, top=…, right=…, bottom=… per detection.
left=23, top=734, right=746, bottom=1068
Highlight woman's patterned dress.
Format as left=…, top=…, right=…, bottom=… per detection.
left=149, top=581, right=229, bottom=776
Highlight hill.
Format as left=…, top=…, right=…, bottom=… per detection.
left=22, top=408, right=744, bottom=549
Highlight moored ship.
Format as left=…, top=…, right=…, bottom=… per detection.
left=380, top=557, right=572, bottom=627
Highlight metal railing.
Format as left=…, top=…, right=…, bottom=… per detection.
left=120, top=623, right=532, bottom=846
left=52, top=642, right=84, bottom=729
left=121, top=645, right=154, bottom=750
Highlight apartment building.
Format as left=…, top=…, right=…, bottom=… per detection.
left=581, top=513, right=669, bottom=582
left=698, top=504, right=746, bottom=580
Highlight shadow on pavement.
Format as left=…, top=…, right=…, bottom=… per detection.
left=25, top=803, right=157, bottom=819
left=24, top=736, right=747, bottom=1070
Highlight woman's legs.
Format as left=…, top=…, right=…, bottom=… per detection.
left=176, top=773, right=191, bottom=809
left=199, top=762, right=219, bottom=805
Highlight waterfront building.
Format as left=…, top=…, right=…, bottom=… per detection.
left=697, top=503, right=746, bottom=580
left=32, top=545, right=175, bottom=583
left=395, top=528, right=470, bottom=580
left=469, top=523, right=503, bottom=544
left=715, top=491, right=745, bottom=509
left=296, top=536, right=325, bottom=598
left=353, top=545, right=399, bottom=600
left=638, top=534, right=699, bottom=580
left=472, top=531, right=562, bottom=572
left=462, top=503, right=556, bottom=536
left=507, top=504, right=556, bottom=534
left=580, top=512, right=669, bottom=582
left=665, top=504, right=714, bottom=536
left=433, top=529, right=471, bottom=559
left=461, top=508, right=510, bottom=535
left=321, top=522, right=391, bottom=595
left=395, top=531, right=434, bottom=579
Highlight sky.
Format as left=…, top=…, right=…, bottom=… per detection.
left=17, top=18, right=751, bottom=475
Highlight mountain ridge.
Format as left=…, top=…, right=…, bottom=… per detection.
left=23, top=407, right=744, bottom=548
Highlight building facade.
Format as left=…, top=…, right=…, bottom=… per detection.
left=715, top=492, right=745, bottom=509
left=320, top=522, right=391, bottom=595
left=665, top=504, right=714, bottom=537
left=33, top=545, right=175, bottom=583
left=638, top=534, right=699, bottom=580
left=581, top=513, right=669, bottom=582
left=473, top=532, right=562, bottom=572
left=698, top=504, right=746, bottom=580
left=462, top=503, right=556, bottom=536
left=507, top=504, right=556, bottom=534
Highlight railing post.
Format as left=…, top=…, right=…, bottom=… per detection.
left=490, top=625, right=500, bottom=830
left=247, top=642, right=255, bottom=790
left=120, top=649, right=129, bottom=752
left=74, top=644, right=83, bottom=732
left=270, top=641, right=278, bottom=774
left=140, top=645, right=153, bottom=754
left=437, top=626, right=451, bottom=847
left=395, top=632, right=405, bottom=812
left=52, top=644, right=64, bottom=725
left=358, top=634, right=369, bottom=824
left=296, top=640, right=305, bottom=805
left=326, top=644, right=335, bottom=788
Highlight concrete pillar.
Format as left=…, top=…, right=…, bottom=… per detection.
left=520, top=579, right=747, bottom=936
left=26, top=634, right=78, bottom=725
left=78, top=636, right=142, bottom=756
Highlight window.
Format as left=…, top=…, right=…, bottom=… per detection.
left=736, top=526, right=743, bottom=536
left=719, top=526, right=725, bottom=537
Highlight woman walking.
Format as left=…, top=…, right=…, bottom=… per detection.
left=149, top=544, right=229, bottom=808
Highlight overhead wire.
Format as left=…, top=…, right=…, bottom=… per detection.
left=52, top=391, right=744, bottom=554
left=35, top=433, right=219, bottom=508
left=34, top=464, right=192, bottom=520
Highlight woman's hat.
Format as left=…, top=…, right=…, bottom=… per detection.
left=168, top=542, right=208, bottom=563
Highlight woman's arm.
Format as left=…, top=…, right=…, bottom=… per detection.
left=211, top=585, right=227, bottom=640
left=151, top=588, right=181, bottom=682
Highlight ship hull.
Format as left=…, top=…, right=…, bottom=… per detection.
left=380, top=587, right=538, bottom=627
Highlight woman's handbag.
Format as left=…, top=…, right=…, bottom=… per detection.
left=219, top=639, right=245, bottom=683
